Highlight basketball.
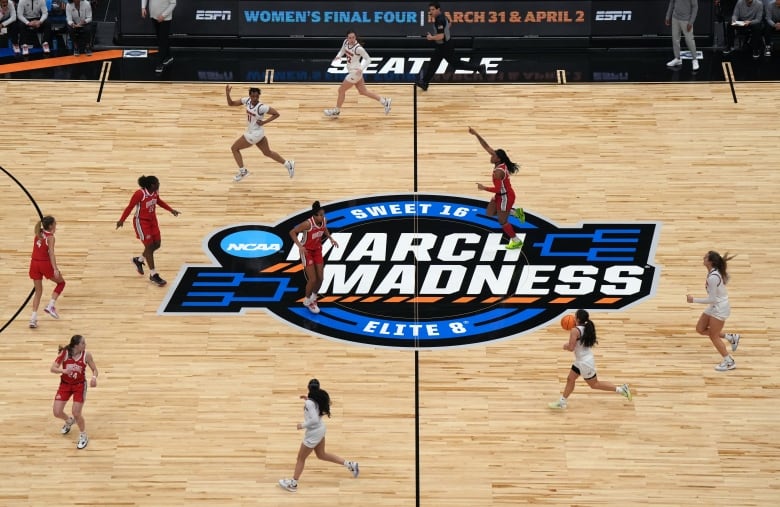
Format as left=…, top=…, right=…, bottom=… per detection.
left=560, top=314, right=576, bottom=331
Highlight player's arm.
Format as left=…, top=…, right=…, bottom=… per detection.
left=156, top=197, right=180, bottom=216
left=323, top=222, right=339, bottom=248
left=50, top=352, right=66, bottom=375
left=86, top=352, right=98, bottom=387
left=332, top=45, right=346, bottom=64
left=356, top=46, right=371, bottom=72
left=289, top=221, right=311, bottom=248
left=225, top=84, right=243, bottom=106
left=46, top=235, right=61, bottom=278
left=116, top=190, right=142, bottom=228
left=468, top=127, right=496, bottom=157
left=260, top=107, right=280, bottom=125
left=563, top=328, right=579, bottom=351
left=687, top=275, right=719, bottom=304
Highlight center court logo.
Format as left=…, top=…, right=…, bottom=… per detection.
left=159, top=194, right=661, bottom=350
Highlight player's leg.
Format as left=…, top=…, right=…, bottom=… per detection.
left=231, top=135, right=252, bottom=168
left=337, top=79, right=355, bottom=108
left=313, top=437, right=346, bottom=465
left=354, top=79, right=381, bottom=102
left=256, top=137, right=287, bottom=165
left=294, top=442, right=315, bottom=479
left=29, top=278, right=43, bottom=327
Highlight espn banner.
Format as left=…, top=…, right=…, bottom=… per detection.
left=119, top=0, right=711, bottom=39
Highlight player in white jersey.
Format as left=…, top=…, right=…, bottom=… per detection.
left=687, top=250, right=741, bottom=371
left=324, top=30, right=392, bottom=118
left=548, top=309, right=632, bottom=409
left=225, top=84, right=295, bottom=182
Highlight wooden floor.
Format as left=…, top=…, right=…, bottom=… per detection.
left=1, top=79, right=779, bottom=506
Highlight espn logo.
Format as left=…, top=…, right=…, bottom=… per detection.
left=595, top=10, right=632, bottom=21
left=195, top=10, right=232, bottom=21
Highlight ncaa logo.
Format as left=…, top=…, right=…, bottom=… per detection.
left=160, top=194, right=661, bottom=350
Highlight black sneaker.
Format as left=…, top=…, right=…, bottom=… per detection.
left=150, top=274, right=167, bottom=286
left=477, top=64, right=487, bottom=79
left=132, top=256, right=145, bottom=275
left=162, top=56, right=174, bottom=66
left=155, top=64, right=164, bottom=73
left=415, top=80, right=428, bottom=91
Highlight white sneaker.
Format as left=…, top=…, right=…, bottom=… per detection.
left=347, top=461, right=360, bottom=478
left=233, top=168, right=249, bottom=182
left=284, top=160, right=295, bottom=178
left=714, top=358, right=736, bottom=372
left=77, top=433, right=89, bottom=449
left=726, top=333, right=740, bottom=351
left=61, top=416, right=75, bottom=434
left=42, top=41, right=50, bottom=54
left=692, top=59, right=700, bottom=71
left=382, top=97, right=392, bottom=115
left=306, top=300, right=321, bottom=314
left=44, top=306, right=59, bottom=319
left=29, top=318, right=38, bottom=329
left=22, top=44, right=29, bottom=56
left=324, top=108, right=340, bottom=117
left=618, top=384, right=632, bottom=401
left=548, top=398, right=567, bottom=409
left=278, top=479, right=297, bottom=492
left=666, top=58, right=682, bottom=67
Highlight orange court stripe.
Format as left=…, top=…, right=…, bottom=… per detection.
left=361, top=296, right=382, bottom=303
left=385, top=296, right=408, bottom=303
left=407, top=297, right=443, bottom=303
left=453, top=297, right=476, bottom=303
left=340, top=296, right=361, bottom=303
left=284, top=265, right=304, bottom=273
left=318, top=296, right=338, bottom=303
left=549, top=297, right=576, bottom=304
left=261, top=263, right=292, bottom=273
left=483, top=297, right=502, bottom=303
left=596, top=297, right=622, bottom=304
left=0, top=49, right=126, bottom=74
left=502, top=297, right=539, bottom=304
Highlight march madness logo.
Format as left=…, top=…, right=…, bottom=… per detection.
left=159, top=194, right=660, bottom=349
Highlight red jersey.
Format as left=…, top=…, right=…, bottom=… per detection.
left=301, top=216, right=326, bottom=251
left=118, top=188, right=174, bottom=224
left=55, top=349, right=88, bottom=385
left=491, top=163, right=515, bottom=198
left=31, top=230, right=54, bottom=262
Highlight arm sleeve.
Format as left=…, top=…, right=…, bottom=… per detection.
left=692, top=274, right=718, bottom=304
left=65, top=4, right=73, bottom=24
left=300, top=400, right=320, bottom=429
left=156, top=197, right=174, bottom=213
left=39, top=0, right=48, bottom=23
left=118, top=190, right=142, bottom=222
left=17, top=0, right=28, bottom=24
left=357, top=46, right=371, bottom=72
left=161, top=0, right=176, bottom=19
left=689, top=0, right=698, bottom=23
left=2, top=3, right=17, bottom=26
left=85, top=2, right=92, bottom=23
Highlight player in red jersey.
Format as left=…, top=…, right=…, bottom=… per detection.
left=116, top=175, right=180, bottom=286
left=470, top=127, right=525, bottom=250
left=289, top=201, right=339, bottom=314
left=28, top=215, right=66, bottom=328
left=51, top=334, right=98, bottom=449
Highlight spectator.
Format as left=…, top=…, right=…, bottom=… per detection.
left=0, top=0, right=20, bottom=55
left=715, top=0, right=737, bottom=50
left=764, top=0, right=780, bottom=55
left=730, top=0, right=765, bottom=58
left=16, top=0, right=51, bottom=55
left=665, top=0, right=700, bottom=71
left=141, top=0, right=175, bottom=73
left=66, top=0, right=93, bottom=55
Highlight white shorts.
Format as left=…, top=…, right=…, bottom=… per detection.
left=345, top=70, right=363, bottom=84
left=303, top=425, right=326, bottom=448
left=704, top=301, right=731, bottom=321
left=573, top=360, right=597, bottom=380
left=243, top=128, right=265, bottom=145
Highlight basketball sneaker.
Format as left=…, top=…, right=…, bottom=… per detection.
left=618, top=384, right=632, bottom=401
left=42, top=42, right=50, bottom=54
left=132, top=256, right=145, bottom=275
left=382, top=97, right=392, bottom=115
left=29, top=318, right=38, bottom=329
left=714, top=357, right=736, bottom=371
left=505, top=238, right=523, bottom=250
left=149, top=274, right=167, bottom=286
left=234, top=168, right=249, bottom=182
left=306, top=300, right=321, bottom=314
left=514, top=208, right=526, bottom=223
left=726, top=333, right=740, bottom=351
left=278, top=479, right=297, bottom=492
left=324, top=108, right=340, bottom=118
left=44, top=305, right=60, bottom=319
left=548, top=398, right=567, bottom=409
left=22, top=44, right=29, bottom=56
left=285, top=160, right=295, bottom=178
left=77, top=433, right=89, bottom=449
left=477, top=64, right=487, bottom=79
left=61, top=416, right=75, bottom=435
left=415, top=80, right=428, bottom=91
left=347, top=461, right=360, bottom=478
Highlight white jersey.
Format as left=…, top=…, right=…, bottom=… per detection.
left=572, top=325, right=597, bottom=379
left=693, top=268, right=731, bottom=320
left=336, top=39, right=371, bottom=73
left=300, top=398, right=326, bottom=448
left=240, top=97, right=270, bottom=134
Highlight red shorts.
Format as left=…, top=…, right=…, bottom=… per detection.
left=29, top=259, right=54, bottom=280
left=134, top=218, right=161, bottom=246
left=55, top=382, right=86, bottom=403
left=491, top=191, right=516, bottom=212
left=302, top=248, right=323, bottom=267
